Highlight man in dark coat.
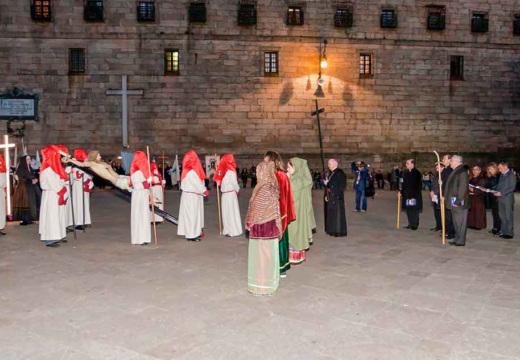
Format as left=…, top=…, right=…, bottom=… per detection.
left=429, top=165, right=442, bottom=232
left=12, top=155, right=41, bottom=225
left=351, top=161, right=369, bottom=213
left=444, top=155, right=470, bottom=246
left=494, top=161, right=516, bottom=239
left=324, top=158, right=347, bottom=237
left=440, top=155, right=455, bottom=239
left=402, top=159, right=423, bottom=230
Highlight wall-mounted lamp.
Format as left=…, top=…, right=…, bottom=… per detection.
left=315, top=39, right=328, bottom=97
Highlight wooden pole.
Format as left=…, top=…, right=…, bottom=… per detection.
left=434, top=151, right=446, bottom=245
left=215, top=153, right=222, bottom=235
left=397, top=191, right=401, bottom=229
left=161, top=151, right=166, bottom=205
left=147, top=146, right=158, bottom=246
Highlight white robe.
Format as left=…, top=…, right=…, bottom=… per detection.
left=0, top=173, right=6, bottom=230
left=220, top=171, right=242, bottom=237
left=178, top=170, right=206, bottom=239
left=39, top=168, right=67, bottom=241
left=151, top=175, right=164, bottom=222
left=131, top=170, right=151, bottom=245
left=68, top=168, right=93, bottom=226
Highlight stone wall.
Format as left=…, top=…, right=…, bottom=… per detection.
left=0, top=0, right=519, bottom=171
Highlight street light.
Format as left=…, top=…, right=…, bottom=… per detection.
left=315, top=39, right=328, bottom=95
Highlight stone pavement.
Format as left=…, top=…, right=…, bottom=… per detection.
left=1, top=188, right=519, bottom=360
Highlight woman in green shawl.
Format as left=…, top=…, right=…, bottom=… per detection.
left=287, top=158, right=316, bottom=264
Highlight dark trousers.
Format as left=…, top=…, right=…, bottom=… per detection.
left=452, top=208, right=468, bottom=245
left=491, top=206, right=501, bottom=231
left=445, top=208, right=455, bottom=236
left=406, top=208, right=420, bottom=228
left=433, top=204, right=442, bottom=230
left=377, top=180, right=384, bottom=189
left=355, top=189, right=367, bottom=211
left=498, top=201, right=514, bottom=237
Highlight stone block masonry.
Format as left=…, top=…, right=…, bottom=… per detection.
left=0, top=0, right=519, bottom=170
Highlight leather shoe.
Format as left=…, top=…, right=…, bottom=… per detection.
left=489, top=229, right=499, bottom=235
left=403, top=225, right=412, bottom=229
left=501, top=235, right=513, bottom=239
left=46, top=243, right=60, bottom=248
left=430, top=227, right=440, bottom=231
left=449, top=242, right=465, bottom=247
left=0, top=231, right=6, bottom=236
left=410, top=226, right=418, bottom=231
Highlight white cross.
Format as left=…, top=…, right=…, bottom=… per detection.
left=106, top=75, right=144, bottom=148
left=0, top=135, right=15, bottom=216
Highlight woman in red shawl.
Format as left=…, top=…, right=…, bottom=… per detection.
left=264, top=151, right=296, bottom=277
left=178, top=151, right=208, bottom=241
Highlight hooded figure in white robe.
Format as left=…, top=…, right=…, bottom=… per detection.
left=178, top=151, right=207, bottom=241
left=68, top=148, right=94, bottom=228
left=0, top=153, right=7, bottom=235
left=39, top=145, right=69, bottom=247
left=150, top=163, right=164, bottom=223
left=130, top=151, right=152, bottom=245
left=213, top=154, right=242, bottom=237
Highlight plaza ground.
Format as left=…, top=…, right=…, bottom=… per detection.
left=1, top=187, right=519, bottom=360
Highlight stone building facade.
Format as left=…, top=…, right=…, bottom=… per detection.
left=0, top=0, right=519, bottom=169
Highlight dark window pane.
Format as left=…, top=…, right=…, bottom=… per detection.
left=84, top=1, right=104, bottom=22
left=381, top=9, right=397, bottom=28
left=450, top=56, right=464, bottom=80
left=69, top=49, right=86, bottom=74
left=471, top=13, right=489, bottom=33
left=138, top=1, right=155, bottom=22
left=238, top=4, right=257, bottom=26
left=287, top=7, right=303, bottom=26
left=335, top=8, right=353, bottom=28
left=189, top=3, right=207, bottom=23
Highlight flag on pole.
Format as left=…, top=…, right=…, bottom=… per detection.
left=171, top=154, right=180, bottom=185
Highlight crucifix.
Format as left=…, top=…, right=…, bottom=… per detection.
left=106, top=75, right=144, bottom=148
left=0, top=135, right=15, bottom=216
left=311, top=99, right=326, bottom=173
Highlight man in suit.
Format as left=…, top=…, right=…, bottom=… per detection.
left=402, top=159, right=423, bottom=230
left=494, top=161, right=515, bottom=239
left=444, top=155, right=469, bottom=246
left=351, top=161, right=369, bottom=213
left=439, top=154, right=456, bottom=239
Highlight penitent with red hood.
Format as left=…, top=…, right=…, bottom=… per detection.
left=213, top=154, right=242, bottom=237
left=39, top=145, right=70, bottom=247
left=177, top=150, right=208, bottom=242
left=0, top=152, right=7, bottom=235
left=150, top=162, right=164, bottom=223
left=68, top=148, right=94, bottom=230
left=130, top=151, right=152, bottom=246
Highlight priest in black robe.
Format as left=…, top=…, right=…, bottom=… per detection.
left=401, top=159, right=423, bottom=230
left=324, top=158, right=347, bottom=237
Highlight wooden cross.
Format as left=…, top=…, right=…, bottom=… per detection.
left=310, top=99, right=326, bottom=173
left=106, top=75, right=144, bottom=148
left=0, top=135, right=15, bottom=216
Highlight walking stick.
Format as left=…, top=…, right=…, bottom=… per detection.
left=161, top=151, right=166, bottom=204
left=397, top=191, right=401, bottom=229
left=147, top=146, right=158, bottom=246
left=215, top=153, right=222, bottom=235
left=434, top=151, right=446, bottom=245
left=82, top=175, right=86, bottom=233
left=68, top=172, right=77, bottom=241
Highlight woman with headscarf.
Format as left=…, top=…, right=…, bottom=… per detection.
left=68, top=148, right=94, bottom=230
left=0, top=153, right=7, bottom=235
left=213, top=154, right=242, bottom=237
left=287, top=158, right=315, bottom=264
left=39, top=145, right=69, bottom=248
left=264, top=151, right=295, bottom=277
left=324, top=158, right=347, bottom=237
left=12, top=155, right=41, bottom=225
left=178, top=151, right=208, bottom=242
left=150, top=162, right=164, bottom=224
left=468, top=165, right=487, bottom=230
left=130, top=151, right=152, bottom=245
left=245, top=161, right=282, bottom=296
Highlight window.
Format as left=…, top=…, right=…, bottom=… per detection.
left=471, top=12, right=488, bottom=33
left=287, top=7, right=304, bottom=26
left=238, top=4, right=257, bottom=26
left=138, top=1, right=155, bottom=22
left=189, top=3, right=207, bottom=23
left=427, top=6, right=445, bottom=31
left=165, top=50, right=180, bottom=75
left=381, top=9, right=398, bottom=29
left=514, top=14, right=520, bottom=35
left=359, top=53, right=373, bottom=78
left=69, top=49, right=86, bottom=74
left=84, top=1, right=104, bottom=22
left=450, top=56, right=464, bottom=81
left=335, top=7, right=353, bottom=28
left=264, top=52, right=278, bottom=76
left=31, top=0, right=52, bottom=22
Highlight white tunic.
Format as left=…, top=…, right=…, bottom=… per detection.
left=68, top=168, right=93, bottom=226
left=220, top=171, right=242, bottom=237
left=0, top=173, right=6, bottom=230
left=131, top=170, right=151, bottom=245
left=178, top=170, right=206, bottom=239
left=151, top=175, right=164, bottom=222
left=39, top=168, right=67, bottom=241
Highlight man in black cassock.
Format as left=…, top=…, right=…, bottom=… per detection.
left=324, top=158, right=347, bottom=237
left=402, top=159, right=423, bottom=230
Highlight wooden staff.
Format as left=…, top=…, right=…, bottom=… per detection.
left=215, top=153, right=222, bottom=235
left=434, top=151, right=446, bottom=244
left=147, top=146, right=158, bottom=246
left=159, top=151, right=168, bottom=203
left=397, top=191, right=401, bottom=229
